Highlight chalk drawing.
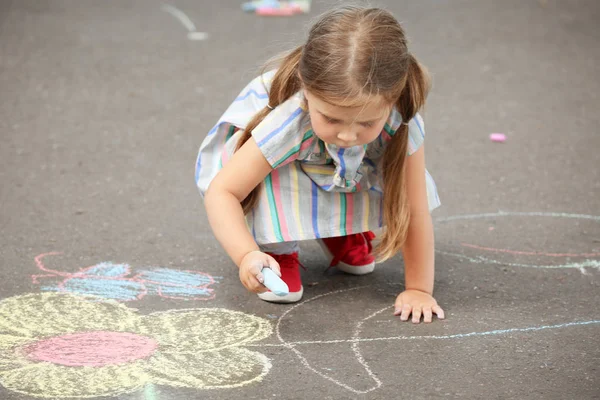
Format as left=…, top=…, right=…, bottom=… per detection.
left=3, top=211, right=595, bottom=397
left=460, top=243, right=600, bottom=258
left=144, top=383, right=158, bottom=400
left=248, top=286, right=600, bottom=394
left=435, top=211, right=600, bottom=222
left=435, top=250, right=600, bottom=270
left=434, top=212, right=600, bottom=270
left=0, top=293, right=272, bottom=398
left=273, top=286, right=373, bottom=394
left=161, top=4, right=208, bottom=41
left=32, top=252, right=218, bottom=302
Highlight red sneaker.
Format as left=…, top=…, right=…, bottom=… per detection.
left=318, top=232, right=376, bottom=275
left=258, top=252, right=304, bottom=303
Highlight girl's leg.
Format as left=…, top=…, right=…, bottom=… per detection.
left=259, top=241, right=300, bottom=255
left=318, top=232, right=376, bottom=275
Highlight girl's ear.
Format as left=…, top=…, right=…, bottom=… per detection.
left=302, top=89, right=312, bottom=111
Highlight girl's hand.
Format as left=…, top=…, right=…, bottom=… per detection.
left=394, top=289, right=445, bottom=324
left=239, top=251, right=281, bottom=294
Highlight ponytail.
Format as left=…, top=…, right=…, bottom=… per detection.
left=235, top=46, right=304, bottom=214
left=374, top=54, right=430, bottom=261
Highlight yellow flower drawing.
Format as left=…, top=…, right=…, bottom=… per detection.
left=0, top=293, right=272, bottom=398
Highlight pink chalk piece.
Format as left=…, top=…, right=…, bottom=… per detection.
left=256, top=6, right=301, bottom=16
left=489, top=133, right=506, bottom=142
left=23, top=331, right=158, bottom=367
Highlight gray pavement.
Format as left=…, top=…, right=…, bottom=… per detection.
left=1, top=0, right=599, bottom=399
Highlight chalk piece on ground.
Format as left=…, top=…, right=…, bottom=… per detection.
left=242, top=0, right=278, bottom=12
left=256, top=6, right=299, bottom=16
left=187, top=32, right=208, bottom=41
left=244, top=1, right=311, bottom=15
left=490, top=133, right=506, bottom=142
left=262, top=268, right=289, bottom=296
left=294, top=0, right=312, bottom=13
left=242, top=2, right=257, bottom=12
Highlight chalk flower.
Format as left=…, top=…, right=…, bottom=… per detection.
left=0, top=293, right=272, bottom=398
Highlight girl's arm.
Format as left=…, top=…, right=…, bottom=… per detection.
left=395, top=144, right=444, bottom=323
left=401, top=145, right=435, bottom=295
left=204, top=136, right=273, bottom=266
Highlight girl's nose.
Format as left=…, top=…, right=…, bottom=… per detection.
left=337, top=130, right=357, bottom=143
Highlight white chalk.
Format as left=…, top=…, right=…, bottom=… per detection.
left=187, top=31, right=208, bottom=41
left=261, top=268, right=289, bottom=296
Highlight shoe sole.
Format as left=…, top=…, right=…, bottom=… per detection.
left=317, top=239, right=375, bottom=275
left=258, top=286, right=304, bottom=303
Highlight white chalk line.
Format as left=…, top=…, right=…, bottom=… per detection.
left=580, top=267, right=590, bottom=275
left=161, top=4, right=207, bottom=40
left=274, top=286, right=379, bottom=394
left=350, top=306, right=389, bottom=393
left=161, top=4, right=196, bottom=31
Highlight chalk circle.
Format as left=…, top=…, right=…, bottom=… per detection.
left=187, top=32, right=208, bottom=41
left=434, top=212, right=600, bottom=269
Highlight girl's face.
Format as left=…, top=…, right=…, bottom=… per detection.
left=304, top=90, right=392, bottom=148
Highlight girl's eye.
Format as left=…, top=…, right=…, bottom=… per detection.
left=325, top=117, right=341, bottom=124
left=360, top=122, right=375, bottom=128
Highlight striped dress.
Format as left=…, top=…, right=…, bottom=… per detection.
left=195, top=71, right=441, bottom=245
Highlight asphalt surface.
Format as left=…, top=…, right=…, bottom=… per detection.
left=1, top=0, right=599, bottom=399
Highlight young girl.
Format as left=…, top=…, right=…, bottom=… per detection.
left=196, top=6, right=445, bottom=324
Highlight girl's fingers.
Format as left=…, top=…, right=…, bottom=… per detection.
left=245, top=259, right=267, bottom=290
left=412, top=307, right=422, bottom=324
left=422, top=307, right=433, bottom=323
left=248, top=260, right=265, bottom=281
left=250, top=277, right=267, bottom=293
left=394, top=293, right=444, bottom=323
left=255, top=271, right=265, bottom=285
left=394, top=304, right=403, bottom=316
left=242, top=273, right=266, bottom=293
left=400, top=304, right=412, bottom=321
left=266, top=255, right=281, bottom=277
left=432, top=305, right=445, bottom=319
left=242, top=277, right=253, bottom=292
left=252, top=273, right=268, bottom=293
left=255, top=285, right=267, bottom=294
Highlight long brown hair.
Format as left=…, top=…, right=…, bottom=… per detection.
left=236, top=6, right=430, bottom=261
